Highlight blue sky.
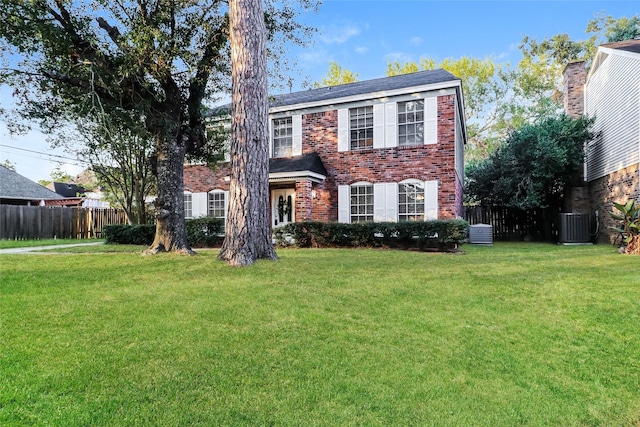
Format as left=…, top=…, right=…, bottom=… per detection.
left=1, top=0, right=638, bottom=182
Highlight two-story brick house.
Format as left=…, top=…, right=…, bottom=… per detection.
left=184, top=69, right=467, bottom=228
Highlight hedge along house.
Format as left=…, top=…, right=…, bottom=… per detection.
left=183, top=69, right=467, bottom=228
left=563, top=40, right=640, bottom=243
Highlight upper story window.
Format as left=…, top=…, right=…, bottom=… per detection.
left=184, top=193, right=193, bottom=219
left=273, top=117, right=293, bottom=157
left=350, top=183, right=374, bottom=223
left=208, top=191, right=226, bottom=223
left=398, top=181, right=425, bottom=221
left=398, top=100, right=424, bottom=146
left=350, top=107, right=373, bottom=150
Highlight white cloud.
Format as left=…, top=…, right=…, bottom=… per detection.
left=409, top=37, right=423, bottom=47
left=355, top=46, right=369, bottom=55
left=384, top=51, right=416, bottom=65
left=319, top=23, right=362, bottom=44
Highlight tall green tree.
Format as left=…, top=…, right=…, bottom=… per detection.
left=465, top=114, right=595, bottom=211
left=0, top=0, right=315, bottom=255
left=387, top=57, right=529, bottom=162
left=314, top=61, right=359, bottom=88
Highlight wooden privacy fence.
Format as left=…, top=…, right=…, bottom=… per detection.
left=0, top=205, right=128, bottom=240
left=464, top=205, right=558, bottom=241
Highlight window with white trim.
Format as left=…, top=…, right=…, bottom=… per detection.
left=208, top=191, right=226, bottom=223
left=398, top=100, right=424, bottom=146
left=184, top=193, right=193, bottom=218
left=272, top=117, right=293, bottom=157
left=350, top=107, right=373, bottom=150
left=398, top=181, right=425, bottom=221
left=350, top=184, right=374, bottom=223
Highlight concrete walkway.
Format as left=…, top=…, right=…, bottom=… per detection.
left=0, top=242, right=104, bottom=254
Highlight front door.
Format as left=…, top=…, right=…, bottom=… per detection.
left=272, top=189, right=295, bottom=228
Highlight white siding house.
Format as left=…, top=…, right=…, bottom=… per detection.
left=585, top=41, right=640, bottom=182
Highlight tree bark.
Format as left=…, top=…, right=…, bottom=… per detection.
left=218, top=0, right=278, bottom=266
left=145, top=126, right=195, bottom=255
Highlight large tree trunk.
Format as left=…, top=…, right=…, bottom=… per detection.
left=145, top=130, right=195, bottom=255
left=218, top=0, right=278, bottom=266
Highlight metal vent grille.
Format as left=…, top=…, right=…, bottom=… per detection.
left=469, top=224, right=493, bottom=245
left=558, top=213, right=590, bottom=244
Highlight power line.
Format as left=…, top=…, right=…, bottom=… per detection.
left=0, top=143, right=89, bottom=164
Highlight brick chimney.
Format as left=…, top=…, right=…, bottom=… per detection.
left=563, top=61, right=586, bottom=118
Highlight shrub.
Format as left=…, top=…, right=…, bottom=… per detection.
left=103, top=217, right=225, bottom=247
left=185, top=217, right=225, bottom=248
left=274, top=219, right=469, bottom=251
left=610, top=200, right=640, bottom=254
left=103, top=224, right=155, bottom=245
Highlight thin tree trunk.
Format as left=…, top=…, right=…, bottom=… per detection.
left=218, top=0, right=277, bottom=266
left=145, top=131, right=195, bottom=255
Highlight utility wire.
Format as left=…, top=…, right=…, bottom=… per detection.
left=0, top=143, right=89, bottom=164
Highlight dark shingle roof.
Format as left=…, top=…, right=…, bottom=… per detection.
left=0, top=165, right=64, bottom=201
left=602, top=39, right=640, bottom=55
left=269, top=152, right=327, bottom=177
left=270, top=69, right=460, bottom=108
left=49, top=182, right=86, bottom=198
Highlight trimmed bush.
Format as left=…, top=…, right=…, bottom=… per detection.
left=185, top=217, right=225, bottom=248
left=273, top=219, right=469, bottom=251
left=103, top=217, right=225, bottom=247
left=103, top=224, right=155, bottom=245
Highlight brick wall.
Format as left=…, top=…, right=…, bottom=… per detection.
left=563, top=62, right=586, bottom=118
left=185, top=94, right=461, bottom=222
left=184, top=164, right=230, bottom=193
left=302, top=95, right=459, bottom=220
left=590, top=163, right=640, bottom=243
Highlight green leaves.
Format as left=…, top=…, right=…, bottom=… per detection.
left=465, top=114, right=595, bottom=210
left=610, top=200, right=640, bottom=246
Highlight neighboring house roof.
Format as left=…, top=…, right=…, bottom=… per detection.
left=269, top=152, right=328, bottom=183
left=269, top=69, right=461, bottom=109
left=601, top=39, right=640, bottom=55
left=48, top=182, right=86, bottom=197
left=0, top=165, right=64, bottom=201
left=589, top=39, right=640, bottom=79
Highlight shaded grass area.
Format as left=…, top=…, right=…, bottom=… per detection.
left=38, top=244, right=148, bottom=253
left=0, top=239, right=103, bottom=249
left=1, top=243, right=639, bottom=425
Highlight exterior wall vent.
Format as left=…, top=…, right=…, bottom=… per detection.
left=558, top=213, right=591, bottom=244
left=469, top=224, right=493, bottom=245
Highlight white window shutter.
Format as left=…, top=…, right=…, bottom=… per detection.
left=224, top=191, right=230, bottom=220
left=338, top=185, right=350, bottom=223
left=268, top=119, right=273, bottom=158
left=385, top=183, right=398, bottom=222
left=373, top=183, right=386, bottom=222
left=425, top=97, right=438, bottom=145
left=424, top=180, right=438, bottom=220
left=338, top=109, right=349, bottom=152
left=292, top=115, right=302, bottom=156
left=385, top=102, right=397, bottom=148
left=192, top=192, right=208, bottom=217
left=373, top=104, right=385, bottom=149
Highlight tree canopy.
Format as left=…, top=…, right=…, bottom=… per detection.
left=465, top=114, right=595, bottom=210
left=314, top=61, right=359, bottom=88
left=1, top=0, right=316, bottom=254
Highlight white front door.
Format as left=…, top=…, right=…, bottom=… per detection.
left=272, top=189, right=295, bottom=228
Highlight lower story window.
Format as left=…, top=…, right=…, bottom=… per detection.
left=350, top=184, right=373, bottom=223
left=208, top=192, right=226, bottom=223
left=398, top=181, right=425, bottom=221
left=184, top=193, right=193, bottom=218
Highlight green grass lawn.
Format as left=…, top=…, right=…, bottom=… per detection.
left=1, top=243, right=639, bottom=426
